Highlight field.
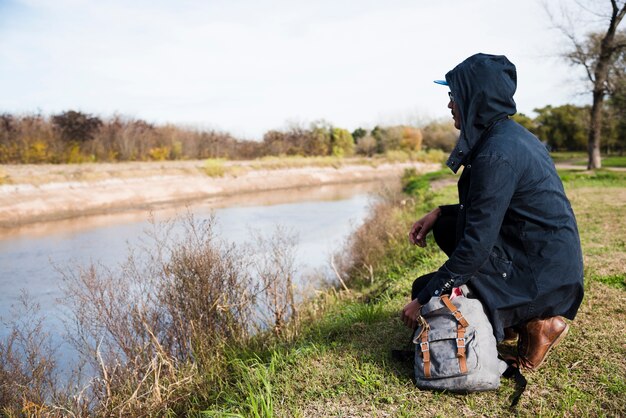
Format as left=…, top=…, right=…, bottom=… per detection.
left=197, top=170, right=626, bottom=417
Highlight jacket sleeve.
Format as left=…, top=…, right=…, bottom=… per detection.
left=439, top=204, right=460, bottom=217
left=417, top=155, right=518, bottom=305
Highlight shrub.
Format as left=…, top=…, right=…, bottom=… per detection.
left=65, top=144, right=85, bottom=163
left=356, top=135, right=377, bottom=157
left=52, top=110, right=102, bottom=143
left=0, top=292, right=60, bottom=415
left=334, top=168, right=438, bottom=287
left=24, top=140, right=50, bottom=163
left=383, top=149, right=411, bottom=163
left=402, top=168, right=435, bottom=207
left=148, top=146, right=171, bottom=161
left=203, top=158, right=227, bottom=177
left=422, top=120, right=458, bottom=152
left=413, top=149, right=446, bottom=163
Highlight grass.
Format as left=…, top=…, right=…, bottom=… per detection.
left=600, top=155, right=626, bottom=168
left=0, top=167, right=9, bottom=185
left=246, top=152, right=445, bottom=171
left=551, top=151, right=626, bottom=168
left=203, top=158, right=227, bottom=177
left=550, top=151, right=588, bottom=163
left=193, top=169, right=625, bottom=417
left=0, top=154, right=446, bottom=186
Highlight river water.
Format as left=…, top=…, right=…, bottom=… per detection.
left=0, top=180, right=393, bottom=372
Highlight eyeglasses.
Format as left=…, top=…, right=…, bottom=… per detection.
left=448, top=92, right=454, bottom=102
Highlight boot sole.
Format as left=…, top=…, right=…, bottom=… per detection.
left=526, top=322, right=569, bottom=371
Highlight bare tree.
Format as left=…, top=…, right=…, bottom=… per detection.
left=551, top=0, right=626, bottom=168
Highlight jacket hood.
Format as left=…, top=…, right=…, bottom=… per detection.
left=445, top=53, right=517, bottom=172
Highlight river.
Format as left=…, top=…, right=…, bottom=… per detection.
left=0, top=180, right=393, bottom=373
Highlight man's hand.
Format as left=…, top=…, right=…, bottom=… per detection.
left=409, top=207, right=442, bottom=247
left=401, top=298, right=422, bottom=329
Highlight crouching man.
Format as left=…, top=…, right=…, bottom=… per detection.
left=402, top=53, right=584, bottom=370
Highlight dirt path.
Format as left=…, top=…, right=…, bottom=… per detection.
left=0, top=160, right=441, bottom=228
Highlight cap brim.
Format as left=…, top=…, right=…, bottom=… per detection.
left=433, top=79, right=448, bottom=86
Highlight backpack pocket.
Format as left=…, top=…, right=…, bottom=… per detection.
left=414, top=326, right=478, bottom=380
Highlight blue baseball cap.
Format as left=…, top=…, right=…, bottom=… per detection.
left=434, top=79, right=448, bottom=86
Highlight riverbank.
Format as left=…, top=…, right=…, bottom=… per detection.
left=3, top=169, right=625, bottom=416
left=198, top=169, right=625, bottom=417
left=0, top=158, right=441, bottom=228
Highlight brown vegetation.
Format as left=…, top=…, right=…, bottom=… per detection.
left=0, top=214, right=300, bottom=416
left=0, top=111, right=453, bottom=165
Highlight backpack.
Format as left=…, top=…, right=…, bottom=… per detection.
left=413, top=285, right=508, bottom=393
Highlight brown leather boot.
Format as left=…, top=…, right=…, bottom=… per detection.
left=503, top=327, right=518, bottom=342
left=518, top=316, right=569, bottom=370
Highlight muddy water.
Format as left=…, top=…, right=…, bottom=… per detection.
left=0, top=180, right=394, bottom=372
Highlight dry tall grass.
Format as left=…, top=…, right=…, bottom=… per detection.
left=333, top=178, right=425, bottom=288
left=0, top=292, right=59, bottom=413
left=1, top=213, right=300, bottom=416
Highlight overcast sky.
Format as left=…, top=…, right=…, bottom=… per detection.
left=0, top=0, right=609, bottom=139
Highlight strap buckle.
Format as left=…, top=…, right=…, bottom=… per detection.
left=453, top=310, right=467, bottom=323
left=456, top=337, right=466, bottom=348
left=419, top=341, right=430, bottom=352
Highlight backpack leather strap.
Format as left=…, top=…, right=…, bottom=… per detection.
left=441, top=294, right=469, bottom=327
left=456, top=324, right=467, bottom=373
left=419, top=329, right=431, bottom=378
left=441, top=294, right=469, bottom=374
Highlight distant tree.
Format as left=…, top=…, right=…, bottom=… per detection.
left=352, top=127, right=368, bottom=142
left=534, top=105, right=589, bottom=151
left=550, top=0, right=626, bottom=168
left=421, top=120, right=457, bottom=152
left=263, top=130, right=289, bottom=156
left=0, top=113, right=14, bottom=137
left=370, top=126, right=384, bottom=153
left=307, top=123, right=332, bottom=156
left=399, top=126, right=423, bottom=151
left=330, top=128, right=354, bottom=157
left=355, top=135, right=377, bottom=156
left=511, top=113, right=538, bottom=133
left=370, top=126, right=400, bottom=153
left=602, top=98, right=626, bottom=154
left=605, top=42, right=626, bottom=154
left=52, top=110, right=102, bottom=143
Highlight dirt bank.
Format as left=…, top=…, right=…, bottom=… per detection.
left=0, top=160, right=441, bottom=228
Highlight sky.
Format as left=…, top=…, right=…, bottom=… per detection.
left=0, top=0, right=610, bottom=140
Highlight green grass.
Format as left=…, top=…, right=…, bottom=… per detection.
left=550, top=151, right=626, bottom=168
left=572, top=155, right=626, bottom=168
left=184, top=169, right=625, bottom=417
left=550, top=151, right=587, bottom=163
left=558, top=169, right=626, bottom=186
left=600, top=155, right=626, bottom=168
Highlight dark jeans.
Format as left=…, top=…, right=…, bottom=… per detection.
left=411, top=210, right=458, bottom=300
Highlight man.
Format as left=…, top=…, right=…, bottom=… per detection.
left=401, top=53, right=584, bottom=370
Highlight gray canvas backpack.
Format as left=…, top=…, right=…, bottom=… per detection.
left=413, top=285, right=508, bottom=392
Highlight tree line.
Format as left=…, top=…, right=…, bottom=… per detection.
left=0, top=111, right=459, bottom=164
left=0, top=102, right=623, bottom=164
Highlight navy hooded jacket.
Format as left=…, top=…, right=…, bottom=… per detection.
left=416, top=54, right=584, bottom=341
